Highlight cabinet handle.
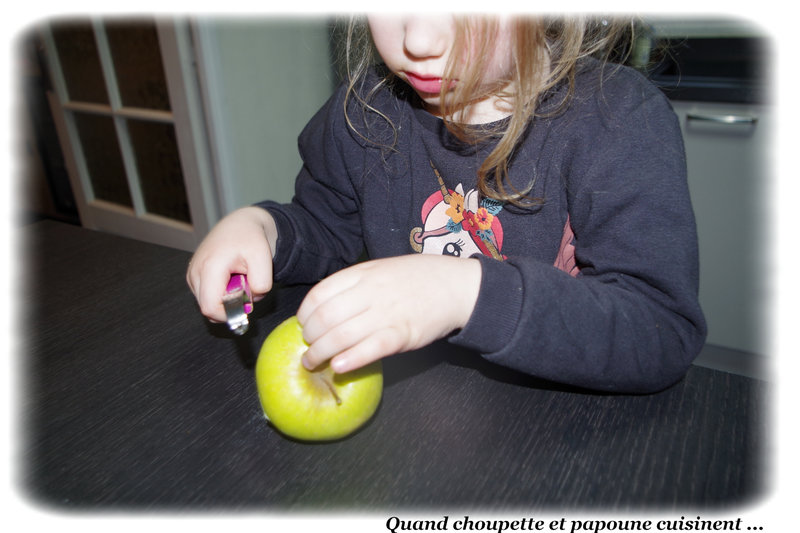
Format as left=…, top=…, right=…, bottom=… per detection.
left=686, top=113, right=758, bottom=125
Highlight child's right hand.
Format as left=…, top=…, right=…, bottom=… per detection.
left=186, top=206, right=278, bottom=323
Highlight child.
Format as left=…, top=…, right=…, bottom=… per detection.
left=186, top=14, right=707, bottom=393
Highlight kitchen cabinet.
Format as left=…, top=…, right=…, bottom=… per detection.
left=672, top=99, right=771, bottom=360
left=640, top=18, right=771, bottom=373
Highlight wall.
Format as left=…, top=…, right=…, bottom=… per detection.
left=193, top=17, right=337, bottom=215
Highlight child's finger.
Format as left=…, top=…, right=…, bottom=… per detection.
left=300, top=312, right=372, bottom=370
left=296, top=268, right=363, bottom=334
left=241, top=249, right=274, bottom=298
left=299, top=285, right=371, bottom=345
left=328, top=328, right=405, bottom=374
left=197, top=266, right=232, bottom=323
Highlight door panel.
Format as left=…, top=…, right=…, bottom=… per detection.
left=41, top=16, right=218, bottom=251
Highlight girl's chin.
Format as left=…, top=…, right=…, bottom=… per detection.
left=418, top=99, right=444, bottom=117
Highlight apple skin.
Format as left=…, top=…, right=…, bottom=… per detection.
left=255, top=316, right=383, bottom=441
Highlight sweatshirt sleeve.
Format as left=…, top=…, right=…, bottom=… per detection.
left=449, top=71, right=707, bottom=393
left=256, top=87, right=365, bottom=285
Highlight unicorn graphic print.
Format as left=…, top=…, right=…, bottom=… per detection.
left=409, top=163, right=505, bottom=261
left=409, top=161, right=581, bottom=277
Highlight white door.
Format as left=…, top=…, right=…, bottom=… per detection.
left=40, top=16, right=219, bottom=251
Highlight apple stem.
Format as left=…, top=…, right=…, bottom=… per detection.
left=322, top=377, right=342, bottom=405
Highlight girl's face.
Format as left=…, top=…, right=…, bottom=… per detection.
left=367, top=14, right=515, bottom=124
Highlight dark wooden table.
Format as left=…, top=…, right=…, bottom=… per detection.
left=19, top=220, right=767, bottom=511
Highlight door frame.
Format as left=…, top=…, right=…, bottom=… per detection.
left=41, top=16, right=219, bottom=251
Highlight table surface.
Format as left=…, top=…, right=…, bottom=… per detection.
left=19, top=220, right=768, bottom=511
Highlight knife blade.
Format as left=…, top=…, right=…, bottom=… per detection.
left=222, top=274, right=253, bottom=335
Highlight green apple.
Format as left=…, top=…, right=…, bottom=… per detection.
left=255, top=315, right=383, bottom=441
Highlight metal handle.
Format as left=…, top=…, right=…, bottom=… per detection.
left=686, top=113, right=758, bottom=125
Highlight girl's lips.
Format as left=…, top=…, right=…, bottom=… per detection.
left=403, top=72, right=455, bottom=94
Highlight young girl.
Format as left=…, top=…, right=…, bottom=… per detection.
left=186, top=14, right=707, bottom=393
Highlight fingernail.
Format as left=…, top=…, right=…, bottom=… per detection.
left=331, top=357, right=349, bottom=374
left=301, top=355, right=315, bottom=371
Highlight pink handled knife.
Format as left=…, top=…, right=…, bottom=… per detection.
left=222, top=274, right=253, bottom=335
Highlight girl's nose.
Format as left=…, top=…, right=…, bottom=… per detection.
left=403, top=16, right=452, bottom=60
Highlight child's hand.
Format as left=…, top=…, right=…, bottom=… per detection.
left=296, top=254, right=482, bottom=373
left=186, top=206, right=278, bottom=323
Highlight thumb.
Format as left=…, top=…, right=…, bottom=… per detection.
left=241, top=247, right=273, bottom=299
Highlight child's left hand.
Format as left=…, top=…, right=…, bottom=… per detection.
left=296, top=254, right=482, bottom=374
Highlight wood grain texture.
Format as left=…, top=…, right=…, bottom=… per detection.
left=19, top=221, right=767, bottom=511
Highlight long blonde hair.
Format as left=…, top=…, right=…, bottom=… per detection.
left=338, top=15, right=637, bottom=206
